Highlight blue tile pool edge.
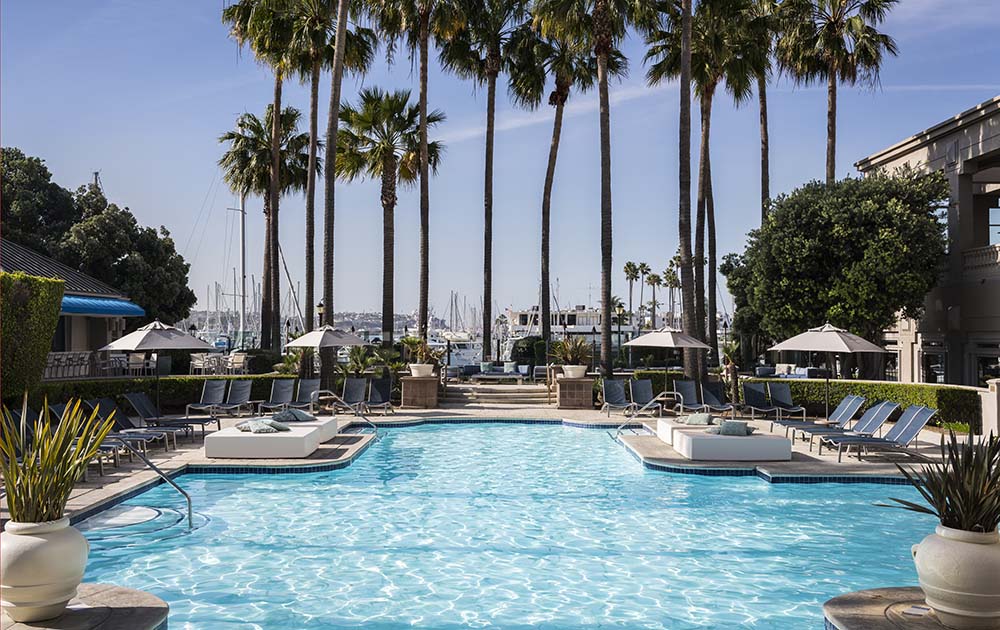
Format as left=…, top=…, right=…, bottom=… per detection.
left=69, top=418, right=912, bottom=526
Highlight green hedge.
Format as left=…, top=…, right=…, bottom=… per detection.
left=745, top=378, right=982, bottom=431
left=631, top=369, right=691, bottom=394
left=26, top=375, right=295, bottom=414
left=1, top=272, right=64, bottom=401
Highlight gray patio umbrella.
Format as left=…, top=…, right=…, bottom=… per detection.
left=285, top=326, right=369, bottom=385
left=100, top=320, right=215, bottom=409
left=768, top=323, right=887, bottom=417
left=624, top=327, right=711, bottom=391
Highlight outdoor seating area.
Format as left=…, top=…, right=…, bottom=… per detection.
left=189, top=352, right=248, bottom=375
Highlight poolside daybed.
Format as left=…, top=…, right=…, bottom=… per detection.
left=204, top=416, right=349, bottom=459
left=673, top=430, right=792, bottom=461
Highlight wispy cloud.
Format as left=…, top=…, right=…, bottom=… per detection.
left=439, top=82, right=675, bottom=144
left=885, top=0, right=1000, bottom=38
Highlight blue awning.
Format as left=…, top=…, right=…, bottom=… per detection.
left=61, top=295, right=146, bottom=317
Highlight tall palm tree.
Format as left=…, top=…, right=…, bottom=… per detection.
left=368, top=0, right=464, bottom=340
left=440, top=0, right=529, bottom=361
left=777, top=0, right=898, bottom=183
left=219, top=107, right=316, bottom=348
left=334, top=88, right=445, bottom=347
left=662, top=264, right=679, bottom=328
left=224, top=0, right=295, bottom=350
left=507, top=24, right=624, bottom=346
left=535, top=0, right=655, bottom=376
left=746, top=0, right=778, bottom=221
left=623, top=261, right=639, bottom=327
left=636, top=261, right=651, bottom=327
left=647, top=0, right=762, bottom=367
left=677, top=0, right=696, bottom=379
left=289, top=0, right=377, bottom=334
left=645, top=272, right=662, bottom=329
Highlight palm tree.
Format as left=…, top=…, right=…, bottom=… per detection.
left=289, top=0, right=377, bottom=334
left=334, top=88, right=445, bottom=347
left=535, top=0, right=654, bottom=376
left=368, top=0, right=464, bottom=340
left=623, top=261, right=639, bottom=327
left=647, top=0, right=762, bottom=367
left=636, top=261, right=651, bottom=327
left=219, top=106, right=315, bottom=349
left=662, top=265, right=679, bottom=328
left=507, top=24, right=624, bottom=346
left=645, top=272, right=662, bottom=329
left=746, top=0, right=778, bottom=221
left=440, top=0, right=529, bottom=361
left=677, top=0, right=696, bottom=379
left=777, top=0, right=898, bottom=183
left=224, top=0, right=295, bottom=350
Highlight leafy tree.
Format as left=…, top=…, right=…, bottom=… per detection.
left=334, top=88, right=444, bottom=347
left=722, top=169, right=948, bottom=353
left=1, top=148, right=78, bottom=254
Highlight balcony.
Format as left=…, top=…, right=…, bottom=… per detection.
left=963, top=244, right=1000, bottom=275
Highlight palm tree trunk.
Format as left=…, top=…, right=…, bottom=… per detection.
left=678, top=0, right=696, bottom=380
left=627, top=280, right=633, bottom=329
left=826, top=67, right=836, bottom=184
left=261, top=198, right=272, bottom=349
left=305, top=59, right=320, bottom=334
left=597, top=49, right=613, bottom=377
left=417, top=11, right=431, bottom=339
left=540, top=94, right=566, bottom=344
left=650, top=285, right=657, bottom=329
left=694, top=90, right=712, bottom=375
left=320, top=0, right=350, bottom=387
left=481, top=70, right=497, bottom=361
left=269, top=73, right=283, bottom=351
left=706, top=146, right=718, bottom=368
left=381, top=156, right=397, bottom=347
left=758, top=73, right=769, bottom=221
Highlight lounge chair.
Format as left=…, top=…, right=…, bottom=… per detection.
left=288, top=378, right=321, bottom=412
left=701, top=381, right=735, bottom=418
left=797, top=401, right=899, bottom=450
left=628, top=379, right=663, bottom=417
left=259, top=379, right=295, bottom=414
left=186, top=380, right=227, bottom=417
left=331, top=377, right=367, bottom=415
left=124, top=391, right=220, bottom=437
left=601, top=379, right=635, bottom=416
left=86, top=398, right=171, bottom=453
left=672, top=380, right=707, bottom=414
left=819, top=405, right=936, bottom=462
left=35, top=401, right=121, bottom=477
left=776, top=394, right=864, bottom=438
left=364, top=378, right=394, bottom=415
left=742, top=382, right=779, bottom=422
left=767, top=382, right=806, bottom=421
left=209, top=380, right=254, bottom=417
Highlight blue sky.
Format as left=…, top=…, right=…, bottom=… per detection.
left=3, top=0, right=999, bottom=322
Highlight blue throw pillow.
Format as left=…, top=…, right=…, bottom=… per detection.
left=719, top=420, right=755, bottom=436
left=273, top=408, right=316, bottom=422
left=685, top=413, right=714, bottom=425
left=704, top=426, right=721, bottom=434
left=236, top=419, right=278, bottom=434
left=261, top=418, right=290, bottom=432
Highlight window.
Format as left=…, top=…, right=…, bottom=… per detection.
left=990, top=207, right=1000, bottom=246
left=921, top=351, right=946, bottom=384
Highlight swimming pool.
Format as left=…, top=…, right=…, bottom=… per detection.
left=82, top=423, right=930, bottom=629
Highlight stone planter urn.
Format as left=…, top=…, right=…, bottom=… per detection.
left=1, top=517, right=90, bottom=622
left=561, top=365, right=588, bottom=379
left=911, top=525, right=1000, bottom=628
left=409, top=363, right=434, bottom=378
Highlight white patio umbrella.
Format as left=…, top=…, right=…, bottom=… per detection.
left=768, top=323, right=887, bottom=417
left=624, top=327, right=711, bottom=391
left=100, top=320, right=215, bottom=409
left=284, top=325, right=368, bottom=349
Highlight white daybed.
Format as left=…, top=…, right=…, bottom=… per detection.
left=204, top=416, right=348, bottom=459
left=673, top=430, right=792, bottom=461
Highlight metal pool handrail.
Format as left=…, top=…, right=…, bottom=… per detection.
left=108, top=436, right=192, bottom=529
left=611, top=391, right=681, bottom=439
left=312, top=390, right=382, bottom=441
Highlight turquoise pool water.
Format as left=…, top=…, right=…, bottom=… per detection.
left=82, top=423, right=930, bottom=629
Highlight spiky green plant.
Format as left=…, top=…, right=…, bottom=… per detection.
left=550, top=336, right=592, bottom=366
left=880, top=432, right=1000, bottom=533
left=0, top=398, right=115, bottom=523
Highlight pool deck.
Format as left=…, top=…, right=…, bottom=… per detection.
left=1, top=405, right=946, bottom=524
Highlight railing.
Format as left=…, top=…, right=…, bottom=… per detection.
left=109, top=437, right=192, bottom=529
left=610, top=391, right=680, bottom=439
left=313, top=390, right=382, bottom=440
left=963, top=244, right=1000, bottom=272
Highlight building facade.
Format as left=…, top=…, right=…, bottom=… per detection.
left=855, top=96, right=1000, bottom=387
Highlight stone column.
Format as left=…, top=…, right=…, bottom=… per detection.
left=557, top=377, right=594, bottom=410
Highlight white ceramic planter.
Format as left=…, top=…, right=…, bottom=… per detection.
left=562, top=365, right=588, bottom=379
left=409, top=364, right=434, bottom=378
left=0, top=518, right=89, bottom=622
left=912, top=525, right=1000, bottom=629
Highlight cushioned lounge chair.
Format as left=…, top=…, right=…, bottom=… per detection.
left=767, top=382, right=806, bottom=422
left=601, top=379, right=635, bottom=416
left=125, top=391, right=220, bottom=437
left=364, top=378, right=394, bottom=415
left=210, top=380, right=254, bottom=417
left=98, top=396, right=186, bottom=449
left=288, top=378, right=320, bottom=412
left=86, top=398, right=170, bottom=453
left=796, top=401, right=899, bottom=451
left=672, top=380, right=707, bottom=414
left=628, top=379, right=663, bottom=417
left=331, top=377, right=367, bottom=415
left=701, top=381, right=735, bottom=418
left=819, top=405, right=936, bottom=462
left=186, top=380, right=227, bottom=418
left=742, top=383, right=779, bottom=422
left=259, top=379, right=295, bottom=414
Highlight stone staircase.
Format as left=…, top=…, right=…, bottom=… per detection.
left=441, top=383, right=553, bottom=407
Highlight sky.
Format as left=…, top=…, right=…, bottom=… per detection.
left=3, top=0, right=1000, bottom=324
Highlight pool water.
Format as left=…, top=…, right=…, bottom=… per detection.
left=82, top=423, right=930, bottom=629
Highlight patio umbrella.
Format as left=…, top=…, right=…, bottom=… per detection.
left=285, top=326, right=369, bottom=386
left=100, top=320, right=215, bottom=409
left=768, top=323, right=887, bottom=417
left=624, top=327, right=710, bottom=392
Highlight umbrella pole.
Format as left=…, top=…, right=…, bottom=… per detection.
left=825, top=375, right=830, bottom=419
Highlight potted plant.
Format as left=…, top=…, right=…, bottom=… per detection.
left=880, top=432, right=1000, bottom=629
left=0, top=398, right=115, bottom=622
left=551, top=337, right=592, bottom=379
left=401, top=337, right=442, bottom=378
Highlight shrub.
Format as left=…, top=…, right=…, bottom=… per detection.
left=245, top=349, right=282, bottom=374
left=745, top=378, right=982, bottom=432
left=533, top=341, right=547, bottom=366
left=510, top=336, right=540, bottom=366
left=1, top=272, right=64, bottom=401
left=631, top=369, right=690, bottom=394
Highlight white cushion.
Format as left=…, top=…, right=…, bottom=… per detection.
left=673, top=431, right=792, bottom=461
left=205, top=425, right=321, bottom=459
left=656, top=417, right=707, bottom=446
left=287, top=416, right=350, bottom=443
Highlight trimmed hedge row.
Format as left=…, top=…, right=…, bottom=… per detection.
left=1, top=272, right=64, bottom=400
left=744, top=378, right=982, bottom=431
